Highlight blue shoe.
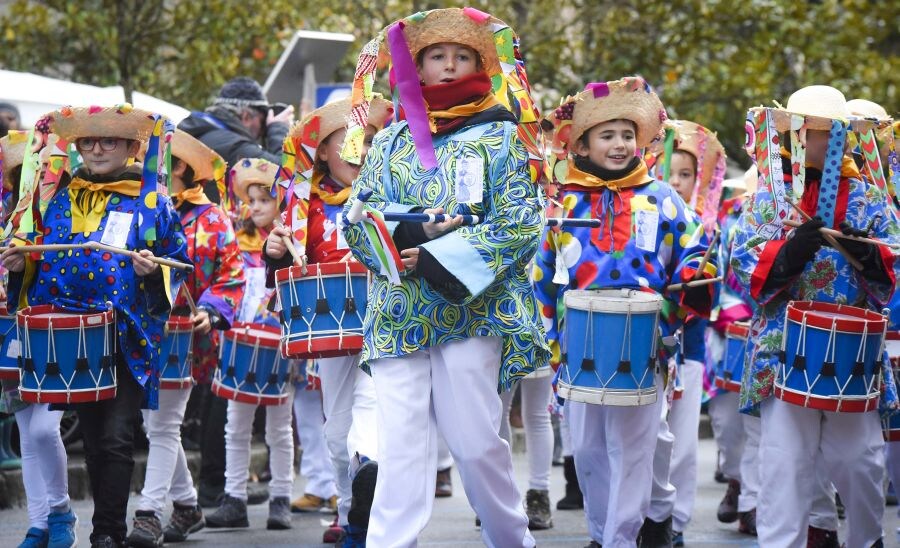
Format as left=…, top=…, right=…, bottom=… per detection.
left=47, top=510, right=77, bottom=548
left=17, top=528, right=48, bottom=548
left=341, top=524, right=367, bottom=548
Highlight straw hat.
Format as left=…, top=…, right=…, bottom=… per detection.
left=669, top=120, right=726, bottom=187
left=546, top=77, right=667, bottom=150
left=287, top=96, right=393, bottom=149
left=769, top=85, right=851, bottom=132
left=0, top=130, right=28, bottom=191
left=400, top=8, right=503, bottom=76
left=232, top=157, right=278, bottom=203
left=171, top=129, right=223, bottom=183
left=847, top=98, right=890, bottom=121
left=46, top=104, right=161, bottom=142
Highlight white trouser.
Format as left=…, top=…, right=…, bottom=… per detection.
left=809, top=458, right=839, bottom=531
left=758, top=398, right=885, bottom=548
left=15, top=404, right=68, bottom=530
left=367, top=337, right=535, bottom=548
left=560, top=400, right=573, bottom=457
left=667, top=359, right=703, bottom=531
left=317, top=354, right=378, bottom=526
left=569, top=379, right=663, bottom=547
left=224, top=385, right=295, bottom=500
left=738, top=414, right=760, bottom=512
left=292, top=387, right=337, bottom=499
left=708, top=391, right=744, bottom=481
left=437, top=434, right=453, bottom=471
left=499, top=374, right=553, bottom=491
left=139, top=387, right=196, bottom=516
left=648, top=394, right=676, bottom=523
left=888, top=442, right=900, bottom=518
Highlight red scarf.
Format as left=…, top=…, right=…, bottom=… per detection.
left=421, top=72, right=500, bottom=135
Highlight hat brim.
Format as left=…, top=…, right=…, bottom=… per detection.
left=47, top=104, right=162, bottom=142
left=400, top=9, right=503, bottom=76
left=288, top=96, right=393, bottom=146
left=172, top=130, right=222, bottom=182
left=232, top=159, right=278, bottom=204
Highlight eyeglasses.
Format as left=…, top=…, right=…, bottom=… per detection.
left=76, top=137, right=123, bottom=152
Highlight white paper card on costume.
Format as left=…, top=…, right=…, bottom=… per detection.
left=455, top=156, right=484, bottom=204
left=239, top=267, right=267, bottom=323
left=336, top=216, right=349, bottom=250
left=552, top=233, right=570, bottom=285
left=294, top=180, right=311, bottom=200
left=100, top=211, right=133, bottom=248
left=634, top=209, right=659, bottom=252
left=6, top=339, right=20, bottom=359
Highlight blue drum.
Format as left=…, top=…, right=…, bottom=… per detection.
left=213, top=322, right=291, bottom=406
left=883, top=332, right=899, bottom=441
left=17, top=305, right=116, bottom=404
left=777, top=301, right=885, bottom=413
left=0, top=306, right=19, bottom=380
left=160, top=316, right=193, bottom=390
left=276, top=262, right=368, bottom=359
left=559, top=289, right=661, bottom=406
left=715, top=322, right=749, bottom=393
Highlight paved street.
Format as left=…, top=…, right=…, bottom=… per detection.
left=0, top=438, right=897, bottom=546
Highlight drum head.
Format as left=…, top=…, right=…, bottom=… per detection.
left=787, top=301, right=887, bottom=333
left=564, top=288, right=662, bottom=314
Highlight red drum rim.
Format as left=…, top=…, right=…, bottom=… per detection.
left=0, top=367, right=19, bottom=380
left=159, top=378, right=193, bottom=390
left=725, top=322, right=750, bottom=340
left=19, top=385, right=117, bottom=404
left=17, top=304, right=114, bottom=329
left=885, top=429, right=900, bottom=442
left=166, top=316, right=194, bottom=332
left=714, top=377, right=742, bottom=393
left=282, top=335, right=363, bottom=359
left=211, top=379, right=288, bottom=406
left=0, top=305, right=13, bottom=318
left=885, top=331, right=900, bottom=341
left=773, top=384, right=879, bottom=413
left=786, top=301, right=887, bottom=333
left=225, top=322, right=281, bottom=348
left=275, top=261, right=369, bottom=283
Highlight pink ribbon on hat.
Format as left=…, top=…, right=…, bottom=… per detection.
left=462, top=7, right=491, bottom=22
left=386, top=21, right=438, bottom=170
left=584, top=82, right=610, bottom=98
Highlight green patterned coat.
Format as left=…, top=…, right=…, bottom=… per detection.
left=341, top=120, right=550, bottom=390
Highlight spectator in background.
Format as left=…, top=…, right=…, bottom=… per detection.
left=0, top=103, right=20, bottom=136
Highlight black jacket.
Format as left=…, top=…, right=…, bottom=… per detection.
left=178, top=105, right=289, bottom=167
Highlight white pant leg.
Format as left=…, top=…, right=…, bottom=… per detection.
left=436, top=434, right=453, bottom=471
left=808, top=459, right=838, bottom=531
left=292, top=386, right=337, bottom=499
left=319, top=354, right=368, bottom=525
left=738, top=414, right=760, bottom=513
left=348, top=363, right=378, bottom=460
left=265, top=385, right=295, bottom=499
left=366, top=348, right=438, bottom=547
left=669, top=359, right=703, bottom=531
left=521, top=375, right=553, bottom=491
left=168, top=437, right=197, bottom=507
left=820, top=410, right=885, bottom=548
left=139, top=387, right=192, bottom=516
left=499, top=386, right=514, bottom=444
left=224, top=400, right=256, bottom=500
left=569, top=401, right=609, bottom=543
left=648, top=395, right=676, bottom=522
left=16, top=404, right=67, bottom=529
left=758, top=398, right=819, bottom=547
left=560, top=401, right=573, bottom=457
left=707, top=391, right=745, bottom=480
left=430, top=337, right=534, bottom=548
left=887, top=442, right=900, bottom=518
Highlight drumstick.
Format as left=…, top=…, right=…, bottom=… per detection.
left=782, top=220, right=900, bottom=251
left=0, top=243, right=84, bottom=253
left=784, top=200, right=864, bottom=271
left=178, top=282, right=199, bottom=315
left=272, top=219, right=306, bottom=268
left=693, top=231, right=720, bottom=280
left=0, top=242, right=194, bottom=271
left=666, top=276, right=723, bottom=292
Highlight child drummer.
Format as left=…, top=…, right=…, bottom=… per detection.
left=730, top=85, right=900, bottom=547
left=264, top=96, right=392, bottom=544
left=533, top=78, right=716, bottom=547
left=340, top=7, right=548, bottom=547
left=127, top=130, right=244, bottom=547
left=1, top=105, right=189, bottom=547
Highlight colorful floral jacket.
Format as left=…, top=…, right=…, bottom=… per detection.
left=172, top=202, right=244, bottom=384
left=533, top=162, right=715, bottom=370
left=342, top=119, right=549, bottom=390
left=731, top=166, right=900, bottom=414
left=6, top=171, right=189, bottom=410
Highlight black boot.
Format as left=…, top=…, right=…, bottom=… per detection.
left=637, top=515, right=673, bottom=548
left=556, top=456, right=584, bottom=510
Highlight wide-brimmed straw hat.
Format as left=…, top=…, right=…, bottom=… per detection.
left=288, top=96, right=393, bottom=150
left=232, top=157, right=278, bottom=204
left=766, top=85, right=852, bottom=133
left=46, top=104, right=161, bottom=141
left=545, top=77, right=667, bottom=150
left=668, top=120, right=726, bottom=187
left=847, top=98, right=890, bottom=121
left=172, top=129, right=224, bottom=183
left=400, top=8, right=502, bottom=76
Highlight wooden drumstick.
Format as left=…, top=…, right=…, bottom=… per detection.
left=0, top=243, right=84, bottom=253
left=666, top=276, right=723, bottom=292
left=0, top=242, right=194, bottom=271
left=272, top=219, right=305, bottom=268
left=178, top=282, right=199, bottom=315
left=693, top=231, right=720, bottom=280
left=784, top=200, right=864, bottom=271
left=782, top=220, right=899, bottom=251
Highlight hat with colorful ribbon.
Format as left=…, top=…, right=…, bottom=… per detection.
left=232, top=157, right=278, bottom=204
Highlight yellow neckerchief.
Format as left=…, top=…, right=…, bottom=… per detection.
left=427, top=93, right=503, bottom=133
left=779, top=147, right=861, bottom=179
left=172, top=184, right=212, bottom=208
left=561, top=158, right=652, bottom=192
left=309, top=172, right=352, bottom=205
left=68, top=176, right=141, bottom=234
left=237, top=227, right=267, bottom=253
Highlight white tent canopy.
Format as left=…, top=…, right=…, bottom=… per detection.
left=0, top=69, right=190, bottom=126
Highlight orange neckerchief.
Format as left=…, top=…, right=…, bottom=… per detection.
left=561, top=158, right=652, bottom=192
left=236, top=226, right=269, bottom=253
left=310, top=172, right=352, bottom=206
left=68, top=176, right=141, bottom=234
left=428, top=93, right=502, bottom=132
left=172, top=185, right=212, bottom=208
